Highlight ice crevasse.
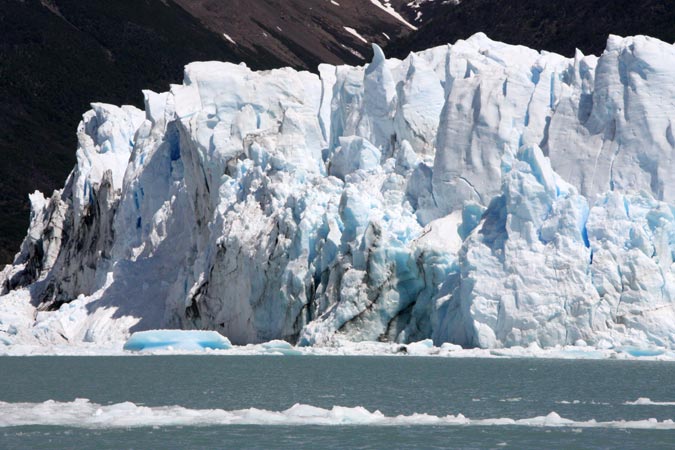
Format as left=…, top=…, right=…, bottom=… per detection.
left=2, top=33, right=675, bottom=349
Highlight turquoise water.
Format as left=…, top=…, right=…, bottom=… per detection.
left=1, top=356, right=675, bottom=448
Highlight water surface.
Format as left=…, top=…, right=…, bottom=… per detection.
left=1, top=356, right=674, bottom=448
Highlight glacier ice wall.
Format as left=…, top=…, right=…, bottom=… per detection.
left=2, top=33, right=675, bottom=348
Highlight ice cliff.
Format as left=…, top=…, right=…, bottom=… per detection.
left=2, top=33, right=675, bottom=349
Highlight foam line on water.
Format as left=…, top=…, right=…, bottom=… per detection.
left=1, top=400, right=675, bottom=429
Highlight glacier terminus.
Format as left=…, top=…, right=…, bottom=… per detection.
left=2, top=33, right=675, bottom=351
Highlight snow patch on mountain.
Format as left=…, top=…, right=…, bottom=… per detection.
left=398, top=0, right=459, bottom=23
left=369, top=0, right=418, bottom=30
left=343, top=27, right=369, bottom=44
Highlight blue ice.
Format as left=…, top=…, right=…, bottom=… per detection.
left=123, top=330, right=232, bottom=352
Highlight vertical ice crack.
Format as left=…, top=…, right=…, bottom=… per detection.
left=457, top=176, right=484, bottom=204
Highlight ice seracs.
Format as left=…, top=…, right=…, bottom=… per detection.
left=2, top=33, right=675, bottom=351
left=434, top=145, right=675, bottom=348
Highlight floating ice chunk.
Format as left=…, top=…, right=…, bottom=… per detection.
left=261, top=340, right=302, bottom=356
left=440, top=343, right=463, bottom=352
left=405, top=339, right=436, bottom=355
left=619, top=347, right=665, bottom=357
left=3, top=399, right=675, bottom=429
left=123, top=330, right=232, bottom=352
left=625, top=398, right=675, bottom=406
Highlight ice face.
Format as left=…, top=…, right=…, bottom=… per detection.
left=434, top=145, right=675, bottom=348
left=2, top=33, right=675, bottom=350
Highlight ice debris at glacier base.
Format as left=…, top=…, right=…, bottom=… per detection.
left=123, top=330, right=232, bottom=352
left=2, top=32, right=675, bottom=351
left=3, top=337, right=675, bottom=361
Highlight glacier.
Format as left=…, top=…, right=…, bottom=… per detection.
left=1, top=33, right=675, bottom=351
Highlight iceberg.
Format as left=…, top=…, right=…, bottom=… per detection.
left=261, top=340, right=303, bottom=356
left=2, top=33, right=675, bottom=351
left=123, top=330, right=232, bottom=352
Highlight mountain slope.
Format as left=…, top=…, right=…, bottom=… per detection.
left=172, top=0, right=414, bottom=67
left=390, top=0, right=675, bottom=58
left=0, top=0, right=413, bottom=265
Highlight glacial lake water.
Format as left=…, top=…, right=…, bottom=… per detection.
left=1, top=355, right=675, bottom=449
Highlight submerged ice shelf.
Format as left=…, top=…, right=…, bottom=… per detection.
left=2, top=33, right=675, bottom=352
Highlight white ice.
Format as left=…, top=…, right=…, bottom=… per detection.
left=2, top=33, right=675, bottom=353
left=1, top=399, right=674, bottom=429
left=625, top=398, right=675, bottom=406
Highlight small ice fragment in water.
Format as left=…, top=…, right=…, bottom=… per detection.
left=123, top=330, right=232, bottom=352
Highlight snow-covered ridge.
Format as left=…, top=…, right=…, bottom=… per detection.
left=2, top=33, right=675, bottom=351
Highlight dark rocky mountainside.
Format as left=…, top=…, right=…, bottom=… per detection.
left=0, top=0, right=413, bottom=264
left=171, top=0, right=414, bottom=67
left=390, top=0, right=675, bottom=58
